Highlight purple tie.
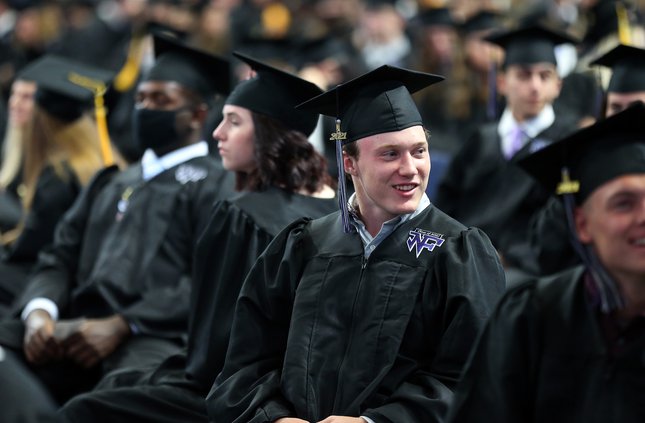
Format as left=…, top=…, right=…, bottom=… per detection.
left=506, top=125, right=524, bottom=160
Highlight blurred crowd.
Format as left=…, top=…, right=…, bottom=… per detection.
left=0, top=0, right=643, bottom=162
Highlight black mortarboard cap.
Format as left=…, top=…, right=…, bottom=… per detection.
left=486, top=24, right=577, bottom=67
left=518, top=102, right=645, bottom=205
left=7, top=0, right=41, bottom=11
left=297, top=65, right=443, bottom=144
left=226, top=52, right=323, bottom=137
left=590, top=44, right=645, bottom=93
left=19, top=54, right=114, bottom=122
left=418, top=7, right=455, bottom=27
left=460, top=10, right=501, bottom=35
left=144, top=33, right=231, bottom=98
left=292, top=35, right=352, bottom=69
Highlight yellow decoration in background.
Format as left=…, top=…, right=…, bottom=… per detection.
left=114, top=35, right=145, bottom=93
left=616, top=1, right=632, bottom=45
left=262, top=2, right=291, bottom=38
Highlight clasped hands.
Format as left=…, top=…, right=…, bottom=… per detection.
left=23, top=310, right=130, bottom=368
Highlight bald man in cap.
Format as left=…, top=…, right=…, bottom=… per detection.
left=530, top=44, right=645, bottom=276
left=448, top=102, right=645, bottom=423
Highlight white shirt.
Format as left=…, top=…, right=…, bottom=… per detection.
left=21, top=141, right=211, bottom=323
left=497, top=104, right=555, bottom=159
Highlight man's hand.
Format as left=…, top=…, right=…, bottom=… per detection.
left=317, top=417, right=367, bottom=423
left=23, top=309, right=62, bottom=365
left=60, top=315, right=131, bottom=368
left=274, top=419, right=309, bottom=423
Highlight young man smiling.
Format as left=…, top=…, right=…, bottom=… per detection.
left=448, top=102, right=645, bottom=423
left=530, top=44, right=645, bottom=275
left=206, top=65, right=505, bottom=423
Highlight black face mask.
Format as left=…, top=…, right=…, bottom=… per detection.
left=133, top=107, right=192, bottom=153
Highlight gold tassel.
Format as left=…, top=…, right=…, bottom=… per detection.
left=67, top=72, right=114, bottom=166
left=113, top=35, right=145, bottom=93
left=616, top=1, right=632, bottom=45
left=556, top=167, right=580, bottom=196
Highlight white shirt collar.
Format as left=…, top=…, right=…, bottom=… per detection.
left=498, top=104, right=555, bottom=139
left=348, top=192, right=430, bottom=257
left=141, top=141, right=209, bottom=181
left=498, top=105, right=555, bottom=157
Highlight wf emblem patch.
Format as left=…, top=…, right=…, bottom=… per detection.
left=407, top=228, right=445, bottom=258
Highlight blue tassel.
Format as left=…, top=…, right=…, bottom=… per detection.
left=561, top=167, right=624, bottom=313
left=486, top=61, right=497, bottom=121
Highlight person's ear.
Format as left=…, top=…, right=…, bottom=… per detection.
left=497, top=71, right=507, bottom=96
left=574, top=206, right=592, bottom=244
left=343, top=151, right=358, bottom=176
left=191, top=103, right=208, bottom=128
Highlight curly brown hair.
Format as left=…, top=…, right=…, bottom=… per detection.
left=234, top=112, right=334, bottom=193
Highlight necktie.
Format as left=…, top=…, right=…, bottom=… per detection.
left=506, top=125, right=525, bottom=160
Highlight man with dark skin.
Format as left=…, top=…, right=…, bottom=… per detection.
left=0, top=34, right=234, bottom=405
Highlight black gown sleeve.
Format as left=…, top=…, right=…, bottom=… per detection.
left=5, top=165, right=81, bottom=262
left=363, top=227, right=507, bottom=423
left=14, top=166, right=118, bottom=314
left=187, top=199, right=275, bottom=388
left=446, top=282, right=540, bottom=423
left=206, top=219, right=311, bottom=423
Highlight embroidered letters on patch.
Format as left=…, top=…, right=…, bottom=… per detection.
left=407, top=228, right=445, bottom=258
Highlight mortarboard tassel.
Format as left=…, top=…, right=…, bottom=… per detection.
left=332, top=119, right=352, bottom=234
left=558, top=167, right=625, bottom=313
left=68, top=72, right=114, bottom=166
left=486, top=60, right=497, bottom=121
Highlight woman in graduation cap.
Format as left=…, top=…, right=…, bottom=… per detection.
left=447, top=101, right=645, bottom=423
left=206, top=64, right=505, bottom=423
left=0, top=55, right=108, bottom=308
left=59, top=52, right=336, bottom=423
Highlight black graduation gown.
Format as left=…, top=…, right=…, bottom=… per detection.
left=58, top=188, right=337, bottom=423
left=0, top=346, right=59, bottom=423
left=207, top=205, right=506, bottom=423
left=434, top=116, right=576, bottom=274
left=0, top=164, right=82, bottom=307
left=0, top=186, right=22, bottom=234
left=448, top=266, right=645, bottom=423
left=528, top=196, right=581, bottom=276
left=2, top=155, right=233, bottom=347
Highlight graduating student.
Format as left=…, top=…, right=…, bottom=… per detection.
left=0, top=56, right=109, bottom=308
left=435, top=24, right=579, bottom=279
left=207, top=65, right=506, bottom=423
left=58, top=52, right=338, bottom=423
left=448, top=102, right=645, bottom=423
left=530, top=44, right=645, bottom=275
left=0, top=34, right=234, bottom=403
